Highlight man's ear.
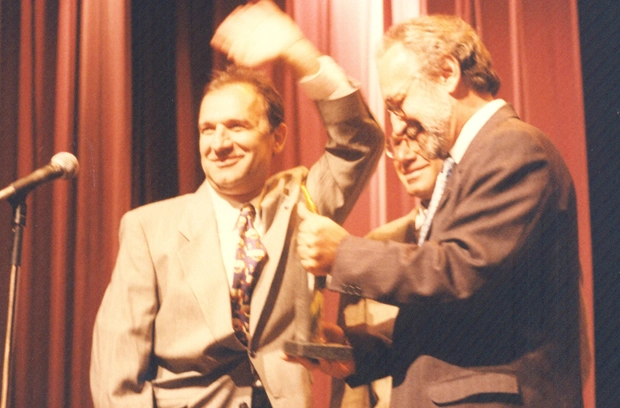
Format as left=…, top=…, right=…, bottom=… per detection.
left=272, top=122, right=287, bottom=154
left=440, top=55, right=461, bottom=93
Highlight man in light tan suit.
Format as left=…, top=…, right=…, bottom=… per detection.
left=89, top=2, right=383, bottom=407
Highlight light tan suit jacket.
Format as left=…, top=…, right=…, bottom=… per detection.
left=90, top=91, right=383, bottom=408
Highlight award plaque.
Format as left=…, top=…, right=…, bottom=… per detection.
left=283, top=184, right=353, bottom=361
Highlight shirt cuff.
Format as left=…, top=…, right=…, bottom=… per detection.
left=299, top=55, right=357, bottom=101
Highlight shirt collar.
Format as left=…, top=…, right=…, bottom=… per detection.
left=450, top=99, right=506, bottom=164
left=205, top=182, right=262, bottom=230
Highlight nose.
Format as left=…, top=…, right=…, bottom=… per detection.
left=211, top=124, right=233, bottom=151
left=393, top=141, right=417, bottom=162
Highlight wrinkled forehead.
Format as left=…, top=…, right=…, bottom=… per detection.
left=206, top=83, right=266, bottom=109
left=203, top=82, right=263, bottom=108
left=199, top=83, right=268, bottom=125
left=377, top=44, right=423, bottom=98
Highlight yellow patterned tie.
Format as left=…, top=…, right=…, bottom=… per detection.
left=231, top=204, right=266, bottom=346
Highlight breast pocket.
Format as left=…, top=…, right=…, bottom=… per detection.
left=427, top=371, right=521, bottom=406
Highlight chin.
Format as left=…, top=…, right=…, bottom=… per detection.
left=208, top=176, right=240, bottom=192
left=405, top=185, right=421, bottom=196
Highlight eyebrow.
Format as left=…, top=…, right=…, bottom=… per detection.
left=199, top=117, right=254, bottom=129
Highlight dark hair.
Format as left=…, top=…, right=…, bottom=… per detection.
left=379, top=15, right=501, bottom=96
left=203, top=65, right=285, bottom=131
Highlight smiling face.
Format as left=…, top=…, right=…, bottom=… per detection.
left=392, top=148, right=443, bottom=201
left=198, top=82, right=286, bottom=203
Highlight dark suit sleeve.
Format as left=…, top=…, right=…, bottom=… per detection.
left=329, top=119, right=567, bottom=306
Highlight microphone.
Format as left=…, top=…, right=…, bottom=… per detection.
left=0, top=152, right=80, bottom=201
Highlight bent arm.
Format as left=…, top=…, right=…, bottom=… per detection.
left=329, top=126, right=559, bottom=305
left=306, top=91, right=384, bottom=224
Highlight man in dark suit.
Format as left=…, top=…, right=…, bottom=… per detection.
left=89, top=2, right=383, bottom=407
left=296, top=14, right=584, bottom=408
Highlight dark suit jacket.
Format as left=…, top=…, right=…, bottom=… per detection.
left=329, top=105, right=584, bottom=408
left=90, top=91, right=383, bottom=408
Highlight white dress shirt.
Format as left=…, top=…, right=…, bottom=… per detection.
left=450, top=99, right=507, bottom=164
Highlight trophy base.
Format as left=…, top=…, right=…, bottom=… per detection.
left=284, top=340, right=353, bottom=361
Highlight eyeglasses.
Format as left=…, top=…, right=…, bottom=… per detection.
left=383, top=76, right=426, bottom=159
left=384, top=75, right=420, bottom=120
left=385, top=121, right=424, bottom=159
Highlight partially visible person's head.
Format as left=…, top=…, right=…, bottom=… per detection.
left=198, top=66, right=287, bottom=203
left=386, top=135, right=443, bottom=201
left=376, top=15, right=500, bottom=160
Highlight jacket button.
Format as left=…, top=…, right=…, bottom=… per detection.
left=248, top=349, right=256, bottom=358
left=239, top=403, right=249, bottom=408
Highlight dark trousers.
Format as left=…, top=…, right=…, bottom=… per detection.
left=251, top=386, right=272, bottom=408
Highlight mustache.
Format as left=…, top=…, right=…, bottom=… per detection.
left=405, top=123, right=450, bottom=160
left=418, top=133, right=450, bottom=160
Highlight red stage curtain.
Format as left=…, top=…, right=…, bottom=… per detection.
left=0, top=0, right=132, bottom=406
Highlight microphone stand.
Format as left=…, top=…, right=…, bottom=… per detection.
left=1, top=194, right=27, bottom=408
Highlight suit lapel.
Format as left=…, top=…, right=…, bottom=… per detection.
left=438, top=104, right=518, bottom=209
left=176, top=172, right=302, bottom=346
left=433, top=105, right=518, bottom=232
left=177, top=183, right=241, bottom=349
left=249, top=176, right=299, bottom=336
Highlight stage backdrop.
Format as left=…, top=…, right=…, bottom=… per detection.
left=0, top=0, right=594, bottom=407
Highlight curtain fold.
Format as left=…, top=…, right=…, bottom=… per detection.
left=71, top=2, right=132, bottom=408
left=0, top=0, right=131, bottom=406
left=11, top=1, right=62, bottom=407
left=47, top=2, right=78, bottom=406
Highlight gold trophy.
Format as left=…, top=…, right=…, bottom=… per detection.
left=283, top=183, right=353, bottom=361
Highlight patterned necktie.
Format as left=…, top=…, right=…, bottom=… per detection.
left=417, top=157, right=456, bottom=246
left=231, top=204, right=267, bottom=346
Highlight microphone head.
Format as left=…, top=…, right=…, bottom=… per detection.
left=51, top=152, right=80, bottom=179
